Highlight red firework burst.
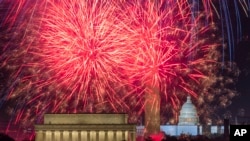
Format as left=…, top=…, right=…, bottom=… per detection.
left=32, top=0, right=135, bottom=112
left=1, top=0, right=221, bottom=126
left=117, top=0, right=219, bottom=109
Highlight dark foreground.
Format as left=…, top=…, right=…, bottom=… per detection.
left=1, top=132, right=229, bottom=141
left=138, top=134, right=229, bottom=141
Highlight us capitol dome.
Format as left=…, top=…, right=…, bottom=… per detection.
left=178, top=96, right=199, bottom=125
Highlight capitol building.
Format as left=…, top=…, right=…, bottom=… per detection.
left=137, top=96, right=224, bottom=136
left=178, top=96, right=199, bottom=125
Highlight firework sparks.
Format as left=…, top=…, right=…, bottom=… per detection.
left=1, top=0, right=138, bottom=124
left=0, top=0, right=218, bottom=122
left=0, top=0, right=246, bottom=133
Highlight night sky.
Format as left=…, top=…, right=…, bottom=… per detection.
left=226, top=2, right=250, bottom=117
left=229, top=38, right=250, bottom=117
left=0, top=0, right=250, bottom=124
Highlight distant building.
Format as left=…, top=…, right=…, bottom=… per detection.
left=178, top=96, right=199, bottom=125
left=35, top=114, right=136, bottom=141
left=162, top=96, right=201, bottom=136
left=137, top=96, right=224, bottom=136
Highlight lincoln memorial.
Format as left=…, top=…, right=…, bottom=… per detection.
left=34, top=113, right=136, bottom=141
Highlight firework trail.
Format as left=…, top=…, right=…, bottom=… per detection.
left=28, top=0, right=134, bottom=114
left=117, top=0, right=219, bottom=106
left=114, top=1, right=223, bottom=132
left=1, top=0, right=139, bottom=124
left=0, top=0, right=248, bottom=128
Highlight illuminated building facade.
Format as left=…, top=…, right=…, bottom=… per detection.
left=178, top=96, right=199, bottom=125
left=35, top=114, right=136, bottom=141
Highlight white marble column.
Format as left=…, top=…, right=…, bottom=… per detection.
left=35, top=130, right=44, bottom=141
left=80, top=131, right=87, bottom=141
left=71, top=131, right=78, bottom=141
left=53, top=131, right=61, bottom=141
left=62, top=131, right=69, bottom=141
left=45, top=130, right=52, bottom=141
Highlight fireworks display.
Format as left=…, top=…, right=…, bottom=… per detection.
left=0, top=0, right=248, bottom=132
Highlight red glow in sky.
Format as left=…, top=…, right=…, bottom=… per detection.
left=1, top=0, right=222, bottom=125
